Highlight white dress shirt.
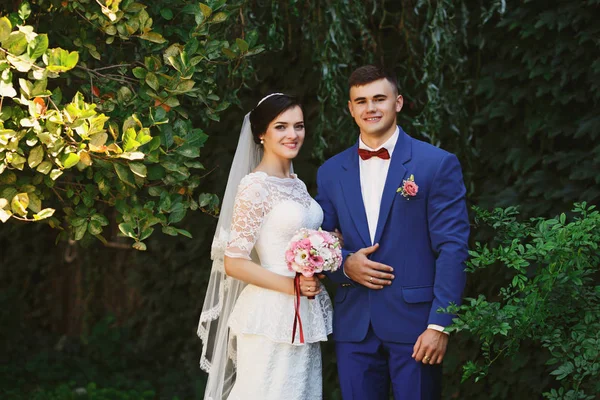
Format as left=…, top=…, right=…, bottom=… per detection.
left=357, top=127, right=446, bottom=334
left=358, top=127, right=399, bottom=245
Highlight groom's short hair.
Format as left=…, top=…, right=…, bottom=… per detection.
left=348, top=65, right=398, bottom=93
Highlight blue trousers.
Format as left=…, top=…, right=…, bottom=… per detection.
left=336, top=325, right=442, bottom=400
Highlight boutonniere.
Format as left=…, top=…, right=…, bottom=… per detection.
left=397, top=174, right=419, bottom=199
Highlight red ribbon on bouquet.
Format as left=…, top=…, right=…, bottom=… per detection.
left=292, top=273, right=305, bottom=344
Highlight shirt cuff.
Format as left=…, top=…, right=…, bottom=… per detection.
left=427, top=324, right=449, bottom=335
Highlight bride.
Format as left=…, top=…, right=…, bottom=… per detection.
left=198, top=93, right=333, bottom=400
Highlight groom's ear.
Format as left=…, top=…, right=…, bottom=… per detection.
left=347, top=100, right=354, bottom=117
left=395, top=95, right=404, bottom=113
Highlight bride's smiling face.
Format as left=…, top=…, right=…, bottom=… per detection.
left=259, top=106, right=305, bottom=160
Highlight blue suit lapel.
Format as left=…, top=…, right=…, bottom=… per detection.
left=373, top=128, right=413, bottom=245
left=340, top=143, right=371, bottom=248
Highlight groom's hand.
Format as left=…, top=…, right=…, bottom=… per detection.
left=344, top=243, right=394, bottom=289
left=412, top=329, right=449, bottom=365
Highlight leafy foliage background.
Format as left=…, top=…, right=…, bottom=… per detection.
left=1, top=0, right=598, bottom=399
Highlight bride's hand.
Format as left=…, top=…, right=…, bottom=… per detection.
left=298, top=275, right=322, bottom=296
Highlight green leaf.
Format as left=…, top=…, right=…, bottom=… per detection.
left=222, top=47, right=236, bottom=59
left=132, top=67, right=147, bottom=79
left=129, top=162, right=147, bottom=178
left=123, top=127, right=141, bottom=152
left=160, top=8, right=174, bottom=20
left=8, top=153, right=26, bottom=170
left=162, top=226, right=178, bottom=236
left=145, top=72, right=159, bottom=91
left=19, top=78, right=34, bottom=98
left=33, top=208, right=54, bottom=220
left=27, top=33, right=48, bottom=60
left=28, top=192, right=41, bottom=213
left=74, top=222, right=88, bottom=240
left=168, top=203, right=186, bottom=224
left=3, top=31, right=28, bottom=55
left=18, top=1, right=32, bottom=21
left=136, top=128, right=152, bottom=146
left=139, top=32, right=167, bottom=44
left=132, top=241, right=147, bottom=251
left=91, top=213, right=109, bottom=226
left=139, top=227, right=154, bottom=241
left=28, top=145, right=44, bottom=168
left=44, top=48, right=79, bottom=73
left=49, top=169, right=63, bottom=180
left=175, top=145, right=200, bottom=158
left=114, top=163, right=136, bottom=187
left=36, top=160, right=52, bottom=174
left=198, top=193, right=212, bottom=207
left=146, top=164, right=166, bottom=180
left=118, top=222, right=137, bottom=239
left=184, top=161, right=204, bottom=169
left=211, top=12, right=228, bottom=23
left=61, top=152, right=80, bottom=169
left=236, top=38, right=249, bottom=52
left=0, top=17, right=12, bottom=43
left=11, top=193, right=29, bottom=216
left=199, top=3, right=212, bottom=18
left=88, top=220, right=103, bottom=235
left=175, top=228, right=192, bottom=238
left=118, top=151, right=145, bottom=160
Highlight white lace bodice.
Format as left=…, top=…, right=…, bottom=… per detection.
left=225, top=171, right=333, bottom=344
left=226, top=171, right=322, bottom=275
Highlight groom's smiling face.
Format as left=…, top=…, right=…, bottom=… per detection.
left=348, top=78, right=403, bottom=140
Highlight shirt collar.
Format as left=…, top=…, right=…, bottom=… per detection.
left=358, top=126, right=400, bottom=157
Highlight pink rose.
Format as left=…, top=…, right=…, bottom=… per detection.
left=302, top=265, right=315, bottom=277
left=309, top=255, right=324, bottom=269
left=403, top=181, right=418, bottom=197
left=285, top=249, right=295, bottom=264
left=299, top=238, right=312, bottom=250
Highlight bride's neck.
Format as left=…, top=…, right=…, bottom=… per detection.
left=255, top=153, right=293, bottom=179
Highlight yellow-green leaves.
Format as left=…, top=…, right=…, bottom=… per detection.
left=44, top=48, right=79, bottom=73
left=0, top=0, right=256, bottom=250
left=129, top=162, right=147, bottom=178
left=61, top=152, right=80, bottom=169
left=0, top=17, right=12, bottom=42
left=0, top=197, right=12, bottom=222
left=236, top=38, right=249, bottom=53
left=11, top=193, right=29, bottom=216
left=27, top=145, right=44, bottom=168
left=27, top=33, right=48, bottom=60
left=145, top=72, right=159, bottom=91
left=3, top=31, right=28, bottom=55
left=199, top=3, right=212, bottom=19
left=211, top=12, right=228, bottom=24
left=139, top=32, right=166, bottom=44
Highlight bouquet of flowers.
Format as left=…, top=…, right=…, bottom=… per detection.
left=285, top=228, right=342, bottom=277
left=285, top=228, right=342, bottom=343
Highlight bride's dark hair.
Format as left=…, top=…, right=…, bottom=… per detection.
left=249, top=94, right=303, bottom=144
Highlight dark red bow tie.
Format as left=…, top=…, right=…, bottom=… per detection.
left=358, top=147, right=390, bottom=160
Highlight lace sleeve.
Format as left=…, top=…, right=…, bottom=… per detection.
left=225, top=175, right=269, bottom=259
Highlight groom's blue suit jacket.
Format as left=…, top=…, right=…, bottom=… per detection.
left=316, top=127, right=469, bottom=344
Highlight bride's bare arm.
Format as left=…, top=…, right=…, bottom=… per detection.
left=225, top=256, right=294, bottom=295
left=225, top=257, right=321, bottom=296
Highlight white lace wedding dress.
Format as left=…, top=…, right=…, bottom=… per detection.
left=224, top=171, right=333, bottom=400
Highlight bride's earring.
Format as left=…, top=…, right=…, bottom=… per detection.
left=260, top=138, right=264, bottom=145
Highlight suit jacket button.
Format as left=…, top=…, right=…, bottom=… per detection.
left=341, top=283, right=351, bottom=287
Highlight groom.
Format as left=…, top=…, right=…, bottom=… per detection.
left=316, top=65, right=469, bottom=399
